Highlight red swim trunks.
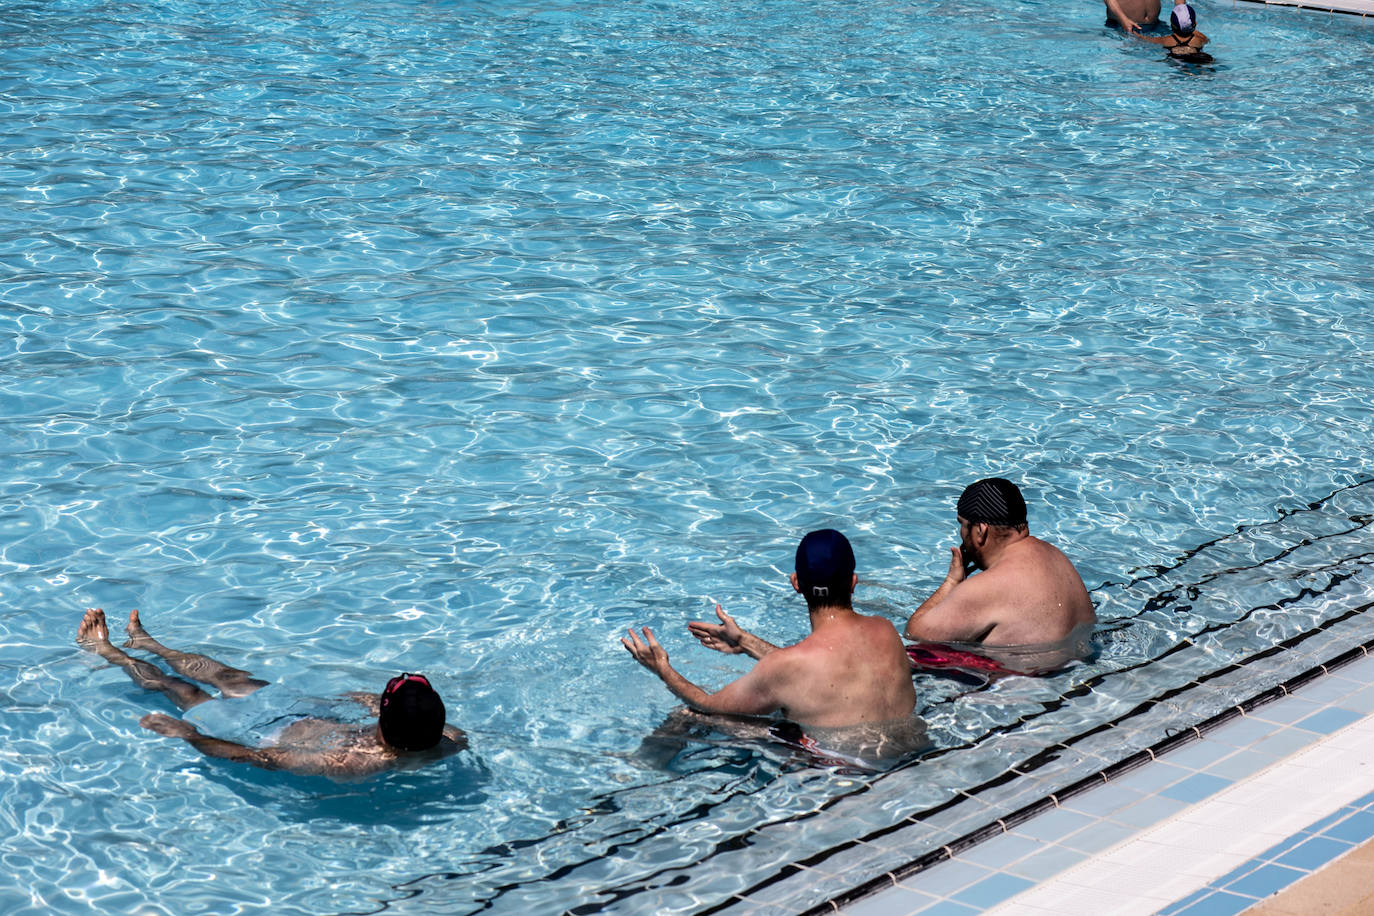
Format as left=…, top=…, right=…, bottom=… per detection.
left=906, top=642, right=1020, bottom=676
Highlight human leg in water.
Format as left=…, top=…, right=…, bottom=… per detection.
left=77, top=608, right=214, bottom=710
left=122, top=608, right=268, bottom=698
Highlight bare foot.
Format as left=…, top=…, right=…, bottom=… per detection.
left=123, top=608, right=153, bottom=650
left=140, top=712, right=196, bottom=738
left=76, top=608, right=112, bottom=648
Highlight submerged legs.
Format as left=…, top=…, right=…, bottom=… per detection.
left=77, top=608, right=213, bottom=710
left=123, top=608, right=268, bottom=698
left=76, top=607, right=270, bottom=709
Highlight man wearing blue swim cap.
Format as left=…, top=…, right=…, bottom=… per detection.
left=621, top=530, right=915, bottom=729
left=903, top=478, right=1096, bottom=651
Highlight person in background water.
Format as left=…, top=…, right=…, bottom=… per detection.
left=1105, top=0, right=1161, bottom=33
left=902, top=478, right=1096, bottom=673
left=76, top=607, right=465, bottom=779
left=623, top=529, right=915, bottom=730
left=1134, top=0, right=1212, bottom=63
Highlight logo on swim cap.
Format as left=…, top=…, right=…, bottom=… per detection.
left=957, top=478, right=1028, bottom=527
left=795, top=529, right=855, bottom=597
left=1171, top=3, right=1195, bottom=34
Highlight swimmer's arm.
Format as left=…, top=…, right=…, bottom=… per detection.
left=442, top=724, right=469, bottom=751
left=142, top=714, right=400, bottom=779
left=687, top=605, right=780, bottom=659
left=1194, top=30, right=1208, bottom=46
left=1104, top=0, right=1140, bottom=32
left=622, top=627, right=779, bottom=716
left=140, top=713, right=296, bottom=770
left=904, top=547, right=994, bottom=642
left=343, top=691, right=382, bottom=715
left=904, top=545, right=964, bottom=639
left=152, top=715, right=393, bottom=778
left=734, top=631, right=780, bottom=659
left=690, top=658, right=786, bottom=717
left=1134, top=33, right=1167, bottom=45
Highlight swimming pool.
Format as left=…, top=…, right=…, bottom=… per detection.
left=2, top=0, right=1372, bottom=912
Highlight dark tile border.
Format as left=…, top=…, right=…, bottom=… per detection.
left=715, top=606, right=1374, bottom=916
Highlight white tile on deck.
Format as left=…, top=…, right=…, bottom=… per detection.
left=1231, top=0, right=1374, bottom=14
left=839, top=649, right=1374, bottom=916
left=981, top=710, right=1374, bottom=914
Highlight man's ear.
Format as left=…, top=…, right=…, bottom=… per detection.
left=790, top=572, right=802, bottom=593
left=972, top=522, right=990, bottom=546
left=851, top=573, right=858, bottom=593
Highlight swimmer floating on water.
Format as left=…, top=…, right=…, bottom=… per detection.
left=1134, top=0, right=1212, bottom=63
left=75, top=608, right=465, bottom=779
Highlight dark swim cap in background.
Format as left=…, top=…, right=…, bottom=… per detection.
left=957, top=478, right=1028, bottom=526
left=795, top=529, right=856, bottom=594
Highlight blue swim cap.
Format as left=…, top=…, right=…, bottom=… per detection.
left=795, top=529, right=856, bottom=598
left=1171, top=3, right=1196, bottom=35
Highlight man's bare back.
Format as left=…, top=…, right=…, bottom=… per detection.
left=730, top=608, right=915, bottom=728
left=624, top=605, right=914, bottom=729
left=905, top=479, right=1095, bottom=652
left=623, top=530, right=916, bottom=730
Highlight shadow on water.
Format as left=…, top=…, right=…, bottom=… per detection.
left=188, top=752, right=491, bottom=827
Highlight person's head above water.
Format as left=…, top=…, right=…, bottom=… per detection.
left=794, top=528, right=857, bottom=609
left=378, top=673, right=447, bottom=751
left=1170, top=2, right=1196, bottom=36
left=957, top=478, right=1028, bottom=529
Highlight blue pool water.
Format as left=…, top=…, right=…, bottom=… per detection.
left=2, top=0, right=1373, bottom=912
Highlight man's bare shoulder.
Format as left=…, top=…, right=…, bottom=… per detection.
left=856, top=611, right=903, bottom=633
left=757, top=631, right=857, bottom=679
left=800, top=612, right=907, bottom=659
left=754, top=638, right=815, bottom=667
left=1001, top=535, right=1078, bottom=571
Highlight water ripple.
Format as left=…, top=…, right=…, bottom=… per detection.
left=3, top=0, right=1374, bottom=911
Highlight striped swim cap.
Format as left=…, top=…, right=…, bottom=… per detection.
left=957, top=478, right=1028, bottom=527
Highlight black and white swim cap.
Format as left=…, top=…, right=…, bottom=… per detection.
left=1171, top=3, right=1196, bottom=35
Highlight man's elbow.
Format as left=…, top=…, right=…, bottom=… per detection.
left=697, top=692, right=775, bottom=719
left=904, top=618, right=930, bottom=641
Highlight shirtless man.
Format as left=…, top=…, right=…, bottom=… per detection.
left=76, top=608, right=465, bottom=779
left=904, top=478, right=1095, bottom=653
left=1105, top=0, right=1161, bottom=33
left=622, top=530, right=915, bottom=729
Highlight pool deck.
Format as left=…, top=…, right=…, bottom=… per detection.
left=1231, top=0, right=1374, bottom=15
left=828, top=647, right=1374, bottom=916
left=1243, top=834, right=1374, bottom=915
